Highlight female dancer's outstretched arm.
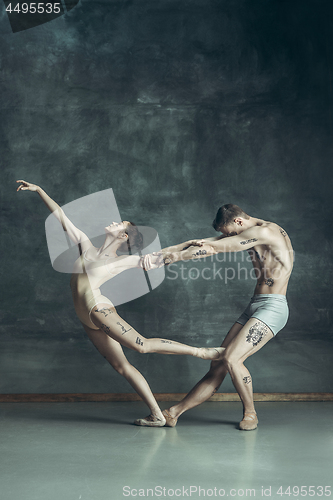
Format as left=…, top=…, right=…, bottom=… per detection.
left=16, top=180, right=90, bottom=247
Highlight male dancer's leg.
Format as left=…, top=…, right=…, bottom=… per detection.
left=164, top=322, right=243, bottom=423
left=164, top=318, right=273, bottom=428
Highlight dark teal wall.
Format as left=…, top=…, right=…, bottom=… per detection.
left=1, top=0, right=333, bottom=394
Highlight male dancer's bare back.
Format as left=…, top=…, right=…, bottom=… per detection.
left=161, top=205, right=294, bottom=430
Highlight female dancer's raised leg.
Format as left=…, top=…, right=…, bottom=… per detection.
left=82, top=323, right=166, bottom=426
left=90, top=305, right=225, bottom=361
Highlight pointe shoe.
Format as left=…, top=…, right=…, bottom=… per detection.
left=198, top=347, right=225, bottom=361
left=162, top=409, right=178, bottom=427
left=212, top=347, right=225, bottom=360
left=134, top=414, right=166, bottom=427
left=239, top=412, right=258, bottom=431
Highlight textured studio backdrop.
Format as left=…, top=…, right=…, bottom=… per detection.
left=1, top=0, right=333, bottom=395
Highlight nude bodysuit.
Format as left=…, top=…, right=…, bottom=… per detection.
left=70, top=250, right=122, bottom=330
left=70, top=250, right=158, bottom=330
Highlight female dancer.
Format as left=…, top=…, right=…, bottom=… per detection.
left=16, top=180, right=224, bottom=426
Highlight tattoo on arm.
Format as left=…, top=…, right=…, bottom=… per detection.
left=240, top=238, right=258, bottom=245
left=243, top=376, right=251, bottom=385
left=280, top=228, right=287, bottom=237
left=246, top=322, right=269, bottom=346
left=163, top=256, right=172, bottom=266
left=136, top=337, right=144, bottom=346
left=161, top=339, right=172, bottom=344
left=192, top=249, right=207, bottom=257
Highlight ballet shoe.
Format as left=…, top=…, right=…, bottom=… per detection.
left=134, top=414, right=166, bottom=427
left=211, top=347, right=225, bottom=360
left=239, top=412, right=258, bottom=431
left=199, top=347, right=225, bottom=360
left=162, top=409, right=178, bottom=427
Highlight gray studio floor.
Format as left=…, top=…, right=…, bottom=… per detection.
left=1, top=401, right=332, bottom=500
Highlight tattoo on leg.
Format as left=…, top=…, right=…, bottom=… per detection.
left=161, top=339, right=172, bottom=344
left=243, top=376, right=251, bottom=385
left=95, top=307, right=114, bottom=317
left=136, top=337, right=144, bottom=346
left=101, top=323, right=111, bottom=335
left=116, top=321, right=132, bottom=335
left=246, top=322, right=268, bottom=346
left=265, top=278, right=274, bottom=287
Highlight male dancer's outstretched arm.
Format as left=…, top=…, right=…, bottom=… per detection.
left=161, top=226, right=270, bottom=264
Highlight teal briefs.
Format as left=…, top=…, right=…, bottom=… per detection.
left=236, top=294, right=289, bottom=336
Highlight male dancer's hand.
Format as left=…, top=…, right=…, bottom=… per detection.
left=181, top=239, right=205, bottom=250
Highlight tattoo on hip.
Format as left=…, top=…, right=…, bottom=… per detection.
left=95, top=307, right=114, bottom=317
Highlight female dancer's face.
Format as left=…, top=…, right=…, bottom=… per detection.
left=104, top=221, right=130, bottom=238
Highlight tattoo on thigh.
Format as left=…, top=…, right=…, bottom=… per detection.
left=246, top=322, right=268, bottom=346
left=95, top=307, right=114, bottom=317
left=243, top=376, right=251, bottom=384
left=116, top=321, right=132, bottom=335
left=136, top=337, right=144, bottom=346
left=161, top=339, right=172, bottom=344
left=101, top=323, right=111, bottom=335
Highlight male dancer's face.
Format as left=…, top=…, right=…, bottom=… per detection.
left=219, top=218, right=247, bottom=237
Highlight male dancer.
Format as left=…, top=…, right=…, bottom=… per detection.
left=161, top=204, right=293, bottom=430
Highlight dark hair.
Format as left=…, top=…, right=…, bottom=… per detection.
left=212, top=204, right=249, bottom=231
left=121, top=222, right=144, bottom=253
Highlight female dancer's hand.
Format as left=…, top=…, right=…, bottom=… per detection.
left=16, top=180, right=39, bottom=192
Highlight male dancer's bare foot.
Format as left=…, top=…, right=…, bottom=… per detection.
left=134, top=414, right=166, bottom=427
left=197, top=347, right=225, bottom=360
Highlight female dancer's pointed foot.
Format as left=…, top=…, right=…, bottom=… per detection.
left=198, top=347, right=225, bottom=360
left=134, top=414, right=166, bottom=427
left=162, top=409, right=178, bottom=427
left=239, top=411, right=258, bottom=431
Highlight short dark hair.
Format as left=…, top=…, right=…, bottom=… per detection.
left=212, top=204, right=249, bottom=231
left=119, top=222, right=144, bottom=253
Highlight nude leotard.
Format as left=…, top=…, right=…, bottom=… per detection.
left=70, top=250, right=159, bottom=330
left=70, top=250, right=120, bottom=330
